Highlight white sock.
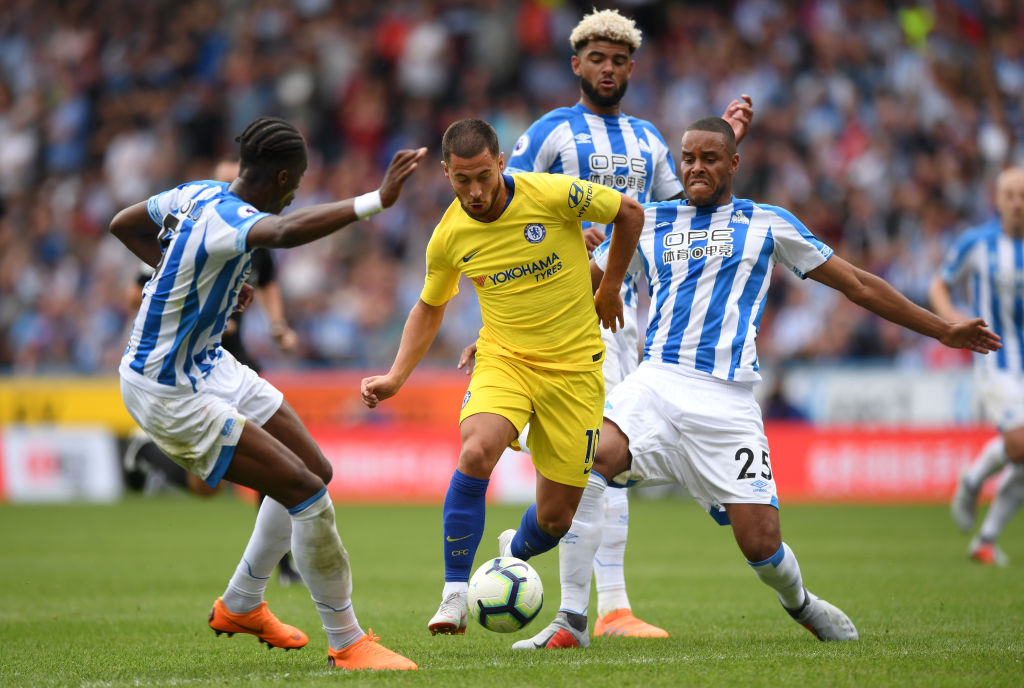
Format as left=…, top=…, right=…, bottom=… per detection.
left=222, top=496, right=292, bottom=613
left=290, top=489, right=363, bottom=650
left=748, top=542, right=805, bottom=609
left=594, top=487, right=631, bottom=617
left=978, top=462, right=1024, bottom=543
left=442, top=581, right=468, bottom=598
left=558, top=472, right=607, bottom=615
left=965, top=436, right=1008, bottom=489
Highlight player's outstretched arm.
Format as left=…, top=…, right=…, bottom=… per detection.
left=594, top=195, right=644, bottom=332
left=361, top=299, right=448, bottom=408
left=722, top=94, right=753, bottom=144
left=110, top=201, right=162, bottom=268
left=248, top=147, right=427, bottom=250
left=807, top=254, right=1002, bottom=354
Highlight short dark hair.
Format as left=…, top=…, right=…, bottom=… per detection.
left=441, top=119, right=499, bottom=163
left=685, top=117, right=737, bottom=155
left=235, top=117, right=307, bottom=171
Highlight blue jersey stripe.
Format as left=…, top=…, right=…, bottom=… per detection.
left=161, top=227, right=208, bottom=386
left=696, top=202, right=754, bottom=373
left=1015, top=240, right=1024, bottom=371
left=663, top=208, right=713, bottom=366
left=986, top=234, right=1007, bottom=368
left=644, top=204, right=681, bottom=358
left=729, top=218, right=775, bottom=379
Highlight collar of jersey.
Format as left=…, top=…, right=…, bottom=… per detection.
left=573, top=102, right=626, bottom=120
left=683, top=195, right=738, bottom=213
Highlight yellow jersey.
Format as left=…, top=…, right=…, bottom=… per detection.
left=421, top=172, right=622, bottom=371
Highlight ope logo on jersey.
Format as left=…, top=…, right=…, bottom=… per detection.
left=660, top=224, right=736, bottom=264
left=587, top=153, right=649, bottom=193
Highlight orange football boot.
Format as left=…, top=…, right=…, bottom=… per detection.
left=327, top=630, right=418, bottom=670
left=208, top=597, right=308, bottom=649
left=593, top=609, right=669, bottom=638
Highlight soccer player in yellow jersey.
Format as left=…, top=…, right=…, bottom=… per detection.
left=360, top=118, right=644, bottom=635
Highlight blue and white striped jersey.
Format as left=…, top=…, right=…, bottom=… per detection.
left=119, top=180, right=269, bottom=393
left=938, top=218, right=1024, bottom=374
left=594, top=197, right=834, bottom=384
left=507, top=103, right=682, bottom=308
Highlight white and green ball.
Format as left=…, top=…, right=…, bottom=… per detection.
left=468, top=556, right=544, bottom=633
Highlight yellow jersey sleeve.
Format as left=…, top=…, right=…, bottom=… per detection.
left=419, top=222, right=460, bottom=306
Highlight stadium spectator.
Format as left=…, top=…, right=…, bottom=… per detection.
left=931, top=166, right=1024, bottom=567
left=514, top=116, right=1001, bottom=650
left=504, top=7, right=752, bottom=641
left=359, top=118, right=644, bottom=635
left=0, top=1, right=1022, bottom=376
left=112, top=115, right=423, bottom=670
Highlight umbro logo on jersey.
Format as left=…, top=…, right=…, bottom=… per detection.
left=462, top=250, right=481, bottom=262
left=574, top=133, right=593, bottom=143
left=638, top=139, right=652, bottom=153
left=655, top=221, right=672, bottom=228
left=730, top=210, right=750, bottom=225
left=238, top=206, right=258, bottom=218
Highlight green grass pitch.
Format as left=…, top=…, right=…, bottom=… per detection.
left=2, top=495, right=1021, bottom=687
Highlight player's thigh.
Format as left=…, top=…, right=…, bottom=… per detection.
left=527, top=366, right=604, bottom=489
left=227, top=420, right=323, bottom=508
left=260, top=400, right=331, bottom=482
left=977, top=369, right=1024, bottom=461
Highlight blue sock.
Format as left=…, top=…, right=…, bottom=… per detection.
left=510, top=503, right=562, bottom=560
left=442, top=470, right=489, bottom=582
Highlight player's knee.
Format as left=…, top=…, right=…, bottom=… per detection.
left=310, top=449, right=332, bottom=484
left=457, top=442, right=500, bottom=478
left=535, top=504, right=574, bottom=536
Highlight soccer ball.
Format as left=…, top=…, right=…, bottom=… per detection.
left=468, top=556, right=544, bottom=633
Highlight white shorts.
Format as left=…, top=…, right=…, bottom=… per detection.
left=603, top=361, right=776, bottom=518
left=600, top=303, right=640, bottom=390
left=975, top=367, right=1024, bottom=431
left=119, top=351, right=283, bottom=487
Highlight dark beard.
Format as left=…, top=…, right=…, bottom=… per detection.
left=580, top=76, right=628, bottom=108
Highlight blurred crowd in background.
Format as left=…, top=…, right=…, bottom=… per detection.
left=1, top=0, right=1022, bottom=376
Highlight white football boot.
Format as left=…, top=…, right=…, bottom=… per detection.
left=498, top=529, right=515, bottom=558
left=511, top=610, right=590, bottom=649
left=784, top=588, right=858, bottom=641
left=427, top=591, right=468, bottom=635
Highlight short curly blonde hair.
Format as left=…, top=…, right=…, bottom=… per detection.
left=569, top=8, right=643, bottom=54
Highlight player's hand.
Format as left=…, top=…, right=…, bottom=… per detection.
left=458, top=342, right=478, bottom=375
left=722, top=95, right=753, bottom=144
left=941, top=318, right=1002, bottom=354
left=271, top=322, right=298, bottom=352
left=235, top=283, right=254, bottom=312
left=360, top=374, right=402, bottom=408
left=594, top=284, right=624, bottom=333
left=583, top=226, right=605, bottom=257
left=380, top=147, right=428, bottom=208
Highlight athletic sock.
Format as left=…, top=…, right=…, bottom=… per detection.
left=966, top=436, right=1009, bottom=489
left=558, top=471, right=608, bottom=615
left=978, top=462, right=1024, bottom=543
left=510, top=503, right=562, bottom=560
left=222, top=496, right=292, bottom=613
left=288, top=488, right=363, bottom=650
left=748, top=542, right=805, bottom=609
left=442, top=470, right=489, bottom=583
left=594, top=486, right=631, bottom=617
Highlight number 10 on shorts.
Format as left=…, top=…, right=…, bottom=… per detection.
left=583, top=428, right=600, bottom=474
